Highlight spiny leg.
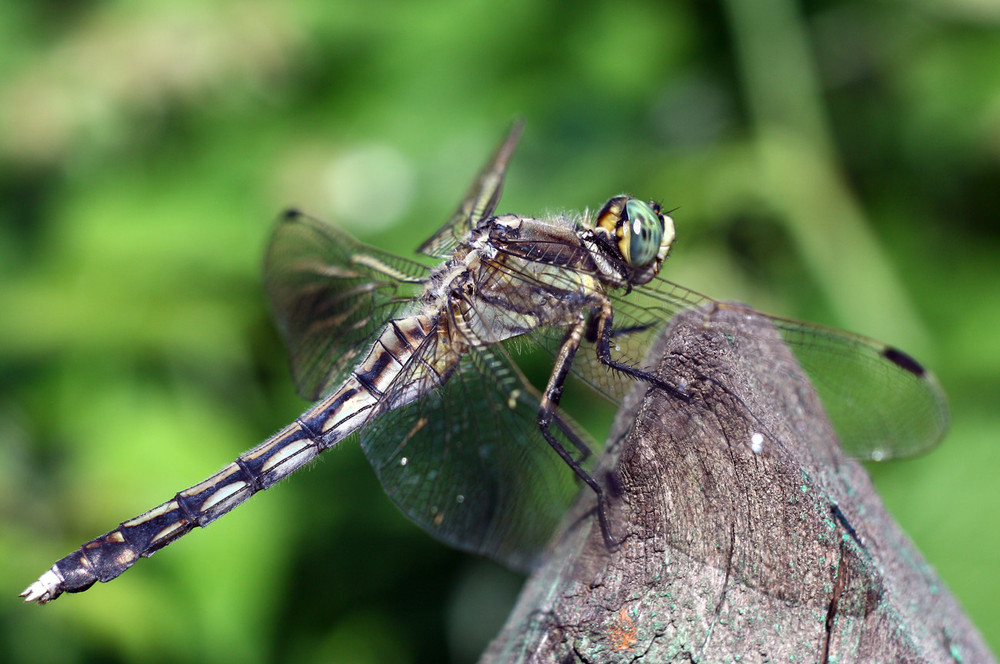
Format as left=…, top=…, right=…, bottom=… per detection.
left=592, top=298, right=688, bottom=401
left=536, top=319, right=621, bottom=549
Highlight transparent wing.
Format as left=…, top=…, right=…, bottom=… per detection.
left=417, top=120, right=524, bottom=258
left=624, top=278, right=948, bottom=460
left=758, top=311, right=948, bottom=460
left=359, top=335, right=586, bottom=572
left=265, top=210, right=430, bottom=400
left=484, top=230, right=947, bottom=460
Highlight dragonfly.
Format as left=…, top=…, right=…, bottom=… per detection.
left=22, top=122, right=948, bottom=604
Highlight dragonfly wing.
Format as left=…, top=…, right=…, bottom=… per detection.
left=482, top=231, right=947, bottom=460
left=359, top=335, right=586, bottom=572
left=634, top=278, right=949, bottom=460
left=265, top=210, right=430, bottom=400
left=764, top=314, right=949, bottom=459
left=417, top=120, right=524, bottom=258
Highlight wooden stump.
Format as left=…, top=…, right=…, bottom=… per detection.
left=482, top=306, right=994, bottom=663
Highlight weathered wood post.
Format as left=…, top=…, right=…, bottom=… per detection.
left=482, top=306, right=994, bottom=663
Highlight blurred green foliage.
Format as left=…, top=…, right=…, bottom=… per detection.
left=2, top=0, right=998, bottom=661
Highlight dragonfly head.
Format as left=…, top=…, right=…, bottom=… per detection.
left=594, top=196, right=675, bottom=285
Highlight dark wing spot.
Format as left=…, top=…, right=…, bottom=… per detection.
left=883, top=346, right=926, bottom=377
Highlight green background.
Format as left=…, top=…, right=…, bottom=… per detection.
left=2, top=1, right=998, bottom=662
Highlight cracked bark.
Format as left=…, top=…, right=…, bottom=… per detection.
left=481, top=306, right=995, bottom=663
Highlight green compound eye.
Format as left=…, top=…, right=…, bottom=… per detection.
left=624, top=199, right=663, bottom=267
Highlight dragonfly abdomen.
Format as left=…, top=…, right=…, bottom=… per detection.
left=19, top=416, right=326, bottom=603
left=20, top=315, right=444, bottom=604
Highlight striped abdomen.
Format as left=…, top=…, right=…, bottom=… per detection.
left=22, top=314, right=445, bottom=603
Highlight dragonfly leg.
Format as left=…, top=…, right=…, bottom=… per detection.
left=537, top=319, right=621, bottom=549
left=593, top=299, right=688, bottom=401
left=541, top=411, right=622, bottom=550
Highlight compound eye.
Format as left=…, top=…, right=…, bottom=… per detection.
left=624, top=199, right=663, bottom=267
